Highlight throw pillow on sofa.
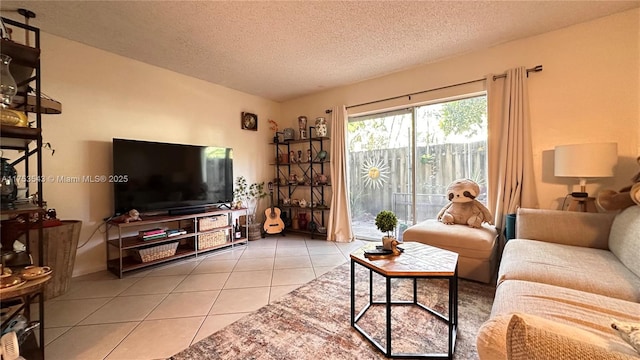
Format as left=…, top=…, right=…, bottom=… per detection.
left=506, top=313, right=638, bottom=360
left=612, top=319, right=640, bottom=355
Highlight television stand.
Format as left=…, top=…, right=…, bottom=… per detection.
left=106, top=207, right=249, bottom=278
left=217, top=203, right=232, bottom=210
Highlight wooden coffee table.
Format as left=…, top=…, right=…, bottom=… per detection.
left=350, top=242, right=458, bottom=359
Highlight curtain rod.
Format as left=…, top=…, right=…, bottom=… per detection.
left=492, top=65, right=543, bottom=81
left=325, top=65, right=543, bottom=113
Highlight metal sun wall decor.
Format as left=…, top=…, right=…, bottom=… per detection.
left=361, top=158, right=389, bottom=189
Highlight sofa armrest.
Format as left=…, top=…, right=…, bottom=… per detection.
left=515, top=208, right=615, bottom=249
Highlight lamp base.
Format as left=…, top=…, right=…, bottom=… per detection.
left=566, top=196, right=597, bottom=213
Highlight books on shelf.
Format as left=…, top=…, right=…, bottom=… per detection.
left=138, top=228, right=188, bottom=241
left=140, top=228, right=165, bottom=236
left=139, top=228, right=166, bottom=241
left=141, top=233, right=167, bottom=241
left=166, top=229, right=187, bottom=237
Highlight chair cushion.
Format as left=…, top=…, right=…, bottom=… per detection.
left=403, top=219, right=497, bottom=259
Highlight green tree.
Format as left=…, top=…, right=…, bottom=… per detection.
left=347, top=118, right=389, bottom=151
left=439, top=96, right=487, bottom=137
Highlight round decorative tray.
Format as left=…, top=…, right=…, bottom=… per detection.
left=0, top=275, right=26, bottom=292
left=21, top=266, right=53, bottom=281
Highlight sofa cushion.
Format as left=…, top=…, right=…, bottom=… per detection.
left=403, top=220, right=497, bottom=259
left=515, top=208, right=615, bottom=249
left=609, top=206, right=640, bottom=279
left=498, top=239, right=640, bottom=302
left=506, top=313, right=638, bottom=360
left=477, top=280, right=640, bottom=360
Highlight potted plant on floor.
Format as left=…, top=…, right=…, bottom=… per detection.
left=233, top=176, right=268, bottom=240
left=375, top=210, right=398, bottom=250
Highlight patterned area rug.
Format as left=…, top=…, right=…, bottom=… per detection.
left=171, top=262, right=495, bottom=360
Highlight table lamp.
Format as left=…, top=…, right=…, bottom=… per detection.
left=554, top=142, right=617, bottom=211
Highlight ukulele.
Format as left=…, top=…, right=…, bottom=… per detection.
left=264, top=182, right=285, bottom=234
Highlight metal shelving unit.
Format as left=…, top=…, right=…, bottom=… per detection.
left=0, top=14, right=47, bottom=360
left=271, top=127, right=330, bottom=239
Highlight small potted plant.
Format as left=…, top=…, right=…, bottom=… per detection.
left=375, top=210, right=398, bottom=250
left=233, top=176, right=268, bottom=224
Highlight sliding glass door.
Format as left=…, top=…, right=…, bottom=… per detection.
left=347, top=109, right=413, bottom=240
left=347, top=95, right=488, bottom=240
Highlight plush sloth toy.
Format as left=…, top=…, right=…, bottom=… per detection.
left=437, top=179, right=494, bottom=228
left=596, top=156, right=640, bottom=211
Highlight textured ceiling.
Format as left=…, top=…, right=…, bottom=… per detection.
left=1, top=1, right=639, bottom=102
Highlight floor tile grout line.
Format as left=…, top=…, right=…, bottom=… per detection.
left=102, top=319, right=145, bottom=360
left=201, top=289, right=223, bottom=322
left=185, top=315, right=208, bottom=351
left=42, top=326, right=72, bottom=347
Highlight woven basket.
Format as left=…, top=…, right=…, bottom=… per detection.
left=197, top=230, right=228, bottom=250
left=199, top=214, right=228, bottom=231
left=132, top=242, right=178, bottom=263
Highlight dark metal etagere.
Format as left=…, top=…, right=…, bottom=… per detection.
left=272, top=127, right=330, bottom=238
left=1, top=13, right=46, bottom=359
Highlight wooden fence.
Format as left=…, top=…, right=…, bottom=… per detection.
left=348, top=141, right=486, bottom=223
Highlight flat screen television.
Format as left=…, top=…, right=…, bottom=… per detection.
left=112, top=138, right=233, bottom=215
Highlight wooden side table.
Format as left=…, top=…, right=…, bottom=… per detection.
left=350, top=242, right=459, bottom=359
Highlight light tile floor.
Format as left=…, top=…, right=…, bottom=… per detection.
left=39, top=235, right=365, bottom=360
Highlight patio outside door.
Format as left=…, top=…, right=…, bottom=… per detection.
left=347, top=95, right=488, bottom=241
left=347, top=109, right=413, bottom=240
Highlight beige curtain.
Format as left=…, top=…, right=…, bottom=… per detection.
left=327, top=105, right=354, bottom=242
left=487, top=67, right=538, bottom=232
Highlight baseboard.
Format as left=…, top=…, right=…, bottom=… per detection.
left=72, top=264, right=107, bottom=278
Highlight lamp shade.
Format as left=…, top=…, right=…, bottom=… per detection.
left=554, top=142, right=617, bottom=178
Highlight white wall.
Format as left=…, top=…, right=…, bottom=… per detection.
left=281, top=8, right=640, bottom=211
left=36, top=33, right=280, bottom=276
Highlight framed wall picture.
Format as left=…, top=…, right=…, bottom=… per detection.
left=241, top=112, right=258, bottom=131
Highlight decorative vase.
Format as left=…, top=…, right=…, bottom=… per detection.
left=0, top=54, right=27, bottom=127
left=316, top=174, right=328, bottom=185
left=298, top=116, right=307, bottom=139
left=283, top=128, right=295, bottom=141
left=315, top=117, right=327, bottom=137
left=0, top=54, right=16, bottom=107
left=298, top=212, right=308, bottom=230
left=317, top=150, right=328, bottom=162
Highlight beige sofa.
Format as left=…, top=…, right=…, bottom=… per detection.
left=477, top=206, right=640, bottom=359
